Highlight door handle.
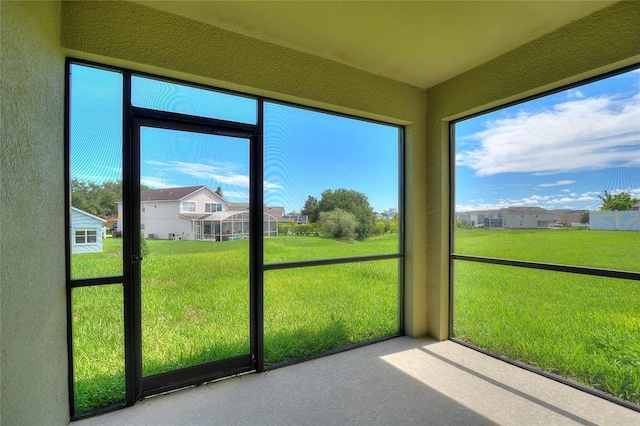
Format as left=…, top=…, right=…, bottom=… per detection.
left=132, top=254, right=144, bottom=264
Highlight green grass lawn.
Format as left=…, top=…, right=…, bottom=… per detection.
left=453, top=228, right=640, bottom=404
left=71, top=228, right=639, bottom=412
left=71, top=234, right=399, bottom=412
left=454, top=227, right=640, bottom=271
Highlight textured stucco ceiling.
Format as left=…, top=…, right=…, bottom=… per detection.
left=131, top=1, right=617, bottom=89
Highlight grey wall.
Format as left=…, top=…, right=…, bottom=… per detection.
left=1, top=2, right=69, bottom=424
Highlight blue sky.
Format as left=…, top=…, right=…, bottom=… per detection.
left=72, top=63, right=639, bottom=215
left=455, top=68, right=640, bottom=212
left=71, top=64, right=400, bottom=214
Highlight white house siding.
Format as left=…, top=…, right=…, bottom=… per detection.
left=552, top=210, right=587, bottom=227
left=184, top=189, right=228, bottom=211
left=501, top=212, right=553, bottom=229
left=141, top=200, right=187, bottom=239
left=71, top=207, right=106, bottom=254
left=116, top=187, right=281, bottom=240
left=590, top=210, right=640, bottom=230
left=140, top=188, right=228, bottom=240
left=457, top=210, right=499, bottom=227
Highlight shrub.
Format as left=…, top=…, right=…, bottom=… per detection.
left=374, top=220, right=386, bottom=235
left=320, top=209, right=358, bottom=240
left=140, top=232, right=151, bottom=257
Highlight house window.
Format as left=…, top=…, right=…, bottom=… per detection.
left=205, top=202, right=222, bottom=212
left=451, top=66, right=640, bottom=407
left=181, top=201, right=196, bottom=212
left=75, top=229, right=97, bottom=244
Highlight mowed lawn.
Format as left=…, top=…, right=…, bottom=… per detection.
left=71, top=234, right=400, bottom=412
left=453, top=228, right=640, bottom=405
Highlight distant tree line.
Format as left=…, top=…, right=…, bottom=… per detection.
left=71, top=179, right=151, bottom=217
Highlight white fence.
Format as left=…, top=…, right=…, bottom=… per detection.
left=589, top=210, right=640, bottom=231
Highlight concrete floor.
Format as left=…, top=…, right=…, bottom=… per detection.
left=76, top=337, right=640, bottom=425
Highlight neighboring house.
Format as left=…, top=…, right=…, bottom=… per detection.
left=456, top=210, right=499, bottom=227
left=455, top=210, right=481, bottom=226
left=104, top=214, right=118, bottom=231
left=281, top=214, right=309, bottom=224
left=382, top=208, right=398, bottom=219
left=228, top=203, right=285, bottom=221
left=71, top=207, right=106, bottom=254
left=632, top=201, right=640, bottom=211
left=116, top=186, right=280, bottom=240
left=552, top=209, right=588, bottom=227
left=499, top=206, right=553, bottom=229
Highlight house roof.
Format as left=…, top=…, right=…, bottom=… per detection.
left=499, top=207, right=551, bottom=213
left=180, top=211, right=277, bottom=221
left=457, top=210, right=498, bottom=215
left=141, top=186, right=208, bottom=201
left=552, top=209, right=588, bottom=214
left=71, top=207, right=107, bottom=223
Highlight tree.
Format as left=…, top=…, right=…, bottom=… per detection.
left=215, top=186, right=223, bottom=198
left=373, top=220, right=386, bottom=235
left=598, top=191, right=638, bottom=211
left=317, top=188, right=375, bottom=239
left=320, top=209, right=358, bottom=240
left=71, top=179, right=118, bottom=217
left=71, top=179, right=151, bottom=217
left=301, top=196, right=320, bottom=223
left=580, top=211, right=589, bottom=225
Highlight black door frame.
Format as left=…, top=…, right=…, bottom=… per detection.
left=125, top=108, right=263, bottom=401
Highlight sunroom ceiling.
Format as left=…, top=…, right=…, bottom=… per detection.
left=131, top=1, right=617, bottom=89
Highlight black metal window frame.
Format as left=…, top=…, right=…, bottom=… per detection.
left=65, top=58, right=405, bottom=419
left=448, top=63, right=640, bottom=413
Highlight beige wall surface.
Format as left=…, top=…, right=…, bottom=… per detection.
left=425, top=1, right=640, bottom=339
left=61, top=0, right=429, bottom=337
left=1, top=1, right=69, bottom=424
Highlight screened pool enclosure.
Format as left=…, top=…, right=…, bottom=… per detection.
left=182, top=212, right=279, bottom=241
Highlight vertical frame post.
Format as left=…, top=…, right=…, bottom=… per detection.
left=251, top=99, right=265, bottom=372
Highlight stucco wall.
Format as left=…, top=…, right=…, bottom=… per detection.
left=60, top=0, right=429, bottom=337
left=1, top=1, right=68, bottom=424
left=425, top=1, right=640, bottom=339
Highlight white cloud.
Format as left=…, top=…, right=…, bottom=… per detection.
left=456, top=94, right=640, bottom=176
left=143, top=160, right=284, bottom=194
left=141, top=176, right=172, bottom=189
left=264, top=181, right=285, bottom=191
left=539, top=180, right=576, bottom=188
left=171, top=161, right=249, bottom=187
left=457, top=191, right=603, bottom=212
left=521, top=195, right=550, bottom=204
left=457, top=185, right=639, bottom=212
left=567, top=89, right=585, bottom=99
